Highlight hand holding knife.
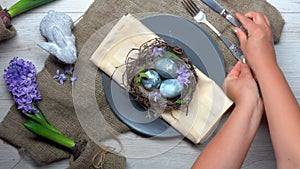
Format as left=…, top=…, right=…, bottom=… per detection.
left=200, top=0, right=246, bottom=62
left=201, top=0, right=247, bottom=33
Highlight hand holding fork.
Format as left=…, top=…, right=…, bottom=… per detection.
left=182, top=0, right=245, bottom=63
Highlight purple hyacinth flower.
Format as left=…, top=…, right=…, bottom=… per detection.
left=53, top=69, right=67, bottom=84
left=176, top=64, right=191, bottom=87
left=151, top=46, right=165, bottom=57
left=3, top=58, right=41, bottom=114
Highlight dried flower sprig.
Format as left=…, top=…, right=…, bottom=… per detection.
left=4, top=58, right=78, bottom=152
left=53, top=69, right=67, bottom=84
left=149, top=91, right=162, bottom=103
left=64, top=65, right=74, bottom=75
left=53, top=65, right=77, bottom=86
left=151, top=46, right=165, bottom=57
left=70, top=76, right=77, bottom=86
left=176, top=64, right=191, bottom=87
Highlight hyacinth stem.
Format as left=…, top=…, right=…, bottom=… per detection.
left=7, top=0, right=56, bottom=18
left=24, top=104, right=76, bottom=149
left=24, top=104, right=62, bottom=135
left=24, top=120, right=75, bottom=149
left=26, top=113, right=62, bottom=135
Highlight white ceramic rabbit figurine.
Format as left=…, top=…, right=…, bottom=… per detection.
left=38, top=10, right=77, bottom=64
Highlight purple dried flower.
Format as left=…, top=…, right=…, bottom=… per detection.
left=64, top=65, right=74, bottom=75
left=53, top=69, right=67, bottom=84
left=70, top=76, right=77, bottom=86
left=3, top=58, right=41, bottom=114
left=176, top=64, right=191, bottom=86
left=151, top=46, right=165, bottom=57
left=149, top=91, right=162, bottom=102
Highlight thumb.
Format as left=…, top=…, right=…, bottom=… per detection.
left=233, top=27, right=247, bottom=49
left=227, top=61, right=242, bottom=79
left=234, top=13, right=248, bottom=47
left=240, top=62, right=253, bottom=78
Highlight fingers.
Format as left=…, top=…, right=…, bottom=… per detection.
left=244, top=12, right=268, bottom=25
left=237, top=11, right=271, bottom=28
left=234, top=13, right=251, bottom=47
left=233, top=27, right=247, bottom=50
left=240, top=62, right=253, bottom=78
left=227, top=61, right=242, bottom=79
left=226, top=61, right=253, bottom=80
left=236, top=12, right=254, bottom=30
left=223, top=61, right=242, bottom=93
left=234, top=11, right=271, bottom=50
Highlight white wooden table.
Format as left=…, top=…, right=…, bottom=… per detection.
left=0, top=0, right=299, bottom=168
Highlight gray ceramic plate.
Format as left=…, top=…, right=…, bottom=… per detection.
left=102, top=14, right=225, bottom=137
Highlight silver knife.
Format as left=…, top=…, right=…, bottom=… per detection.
left=219, top=34, right=246, bottom=63
left=201, top=0, right=246, bottom=32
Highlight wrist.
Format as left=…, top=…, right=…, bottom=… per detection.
left=254, top=61, right=280, bottom=82
left=233, top=101, right=263, bottom=138
left=235, top=100, right=257, bottom=114
left=234, top=91, right=261, bottom=111
left=234, top=96, right=262, bottom=120
left=246, top=43, right=277, bottom=71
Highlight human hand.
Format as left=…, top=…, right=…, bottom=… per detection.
left=234, top=12, right=277, bottom=73
left=223, top=61, right=262, bottom=110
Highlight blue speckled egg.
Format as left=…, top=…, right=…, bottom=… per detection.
left=141, top=70, right=161, bottom=90
left=155, top=58, right=179, bottom=78
left=160, top=79, right=183, bottom=98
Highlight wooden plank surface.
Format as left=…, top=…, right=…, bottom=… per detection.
left=0, top=0, right=299, bottom=168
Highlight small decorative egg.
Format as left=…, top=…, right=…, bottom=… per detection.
left=141, top=70, right=161, bottom=90
left=160, top=79, right=183, bottom=98
left=155, top=58, right=179, bottom=78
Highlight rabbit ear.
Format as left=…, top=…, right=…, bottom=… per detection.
left=38, top=42, right=60, bottom=57
left=52, top=26, right=68, bottom=48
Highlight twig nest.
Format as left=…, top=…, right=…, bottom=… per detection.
left=123, top=38, right=198, bottom=114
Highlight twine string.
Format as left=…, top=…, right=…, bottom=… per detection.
left=92, top=129, right=123, bottom=168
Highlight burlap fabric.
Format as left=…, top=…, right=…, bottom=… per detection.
left=0, top=5, right=16, bottom=41
left=0, top=54, right=127, bottom=168
left=73, top=0, right=284, bottom=73
left=0, top=0, right=284, bottom=168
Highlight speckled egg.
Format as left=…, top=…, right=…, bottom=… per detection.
left=155, top=58, right=179, bottom=78
left=141, top=70, right=161, bottom=90
left=159, top=79, right=183, bottom=98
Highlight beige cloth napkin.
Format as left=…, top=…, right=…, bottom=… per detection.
left=90, top=14, right=233, bottom=144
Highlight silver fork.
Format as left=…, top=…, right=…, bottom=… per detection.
left=182, top=0, right=245, bottom=62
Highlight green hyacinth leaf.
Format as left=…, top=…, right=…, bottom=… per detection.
left=8, top=0, right=56, bottom=18
left=24, top=120, right=75, bottom=149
